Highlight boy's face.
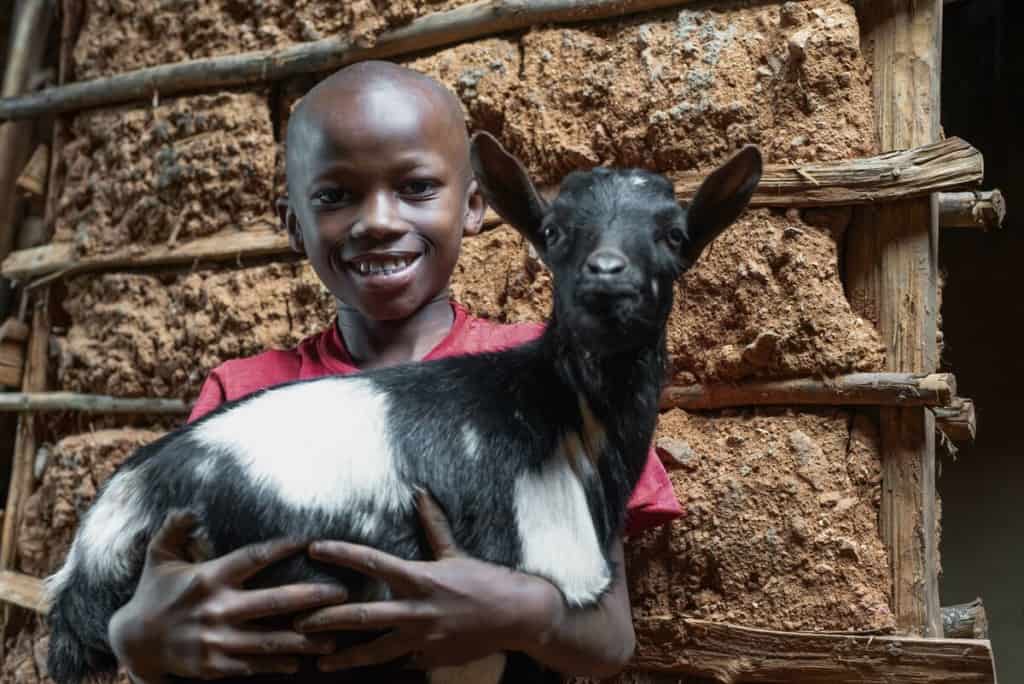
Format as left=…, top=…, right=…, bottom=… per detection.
left=284, top=80, right=484, bottom=321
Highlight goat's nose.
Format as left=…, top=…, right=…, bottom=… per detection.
left=586, top=248, right=628, bottom=276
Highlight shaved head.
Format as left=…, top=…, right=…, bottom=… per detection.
left=286, top=61, right=471, bottom=194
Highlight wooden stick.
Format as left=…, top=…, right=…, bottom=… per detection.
left=631, top=617, right=996, bottom=683
left=0, top=0, right=53, bottom=269
left=0, top=292, right=49, bottom=571
left=846, top=0, right=943, bottom=639
left=938, top=190, right=1006, bottom=230
left=0, top=138, right=984, bottom=283
left=0, top=571, right=45, bottom=613
left=943, top=599, right=989, bottom=639
left=0, top=392, right=189, bottom=415
left=933, top=397, right=976, bottom=443
left=14, top=144, right=47, bottom=197
left=0, top=0, right=700, bottom=121
left=659, top=373, right=955, bottom=411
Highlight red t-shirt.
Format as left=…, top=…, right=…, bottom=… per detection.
left=190, top=302, right=683, bottom=536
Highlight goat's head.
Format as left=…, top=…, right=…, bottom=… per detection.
left=471, top=132, right=762, bottom=355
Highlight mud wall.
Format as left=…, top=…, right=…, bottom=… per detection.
left=6, top=0, right=898, bottom=680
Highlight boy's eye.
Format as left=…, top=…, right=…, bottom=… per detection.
left=398, top=180, right=438, bottom=197
left=311, top=188, right=353, bottom=206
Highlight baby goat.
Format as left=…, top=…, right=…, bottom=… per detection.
left=46, top=132, right=762, bottom=684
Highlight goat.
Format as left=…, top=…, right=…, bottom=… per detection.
left=45, top=132, right=762, bottom=684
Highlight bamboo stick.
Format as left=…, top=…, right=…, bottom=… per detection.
left=0, top=0, right=701, bottom=121
left=933, top=397, right=976, bottom=443
left=0, top=138, right=984, bottom=283
left=938, top=190, right=1006, bottom=230
left=659, top=373, right=955, bottom=411
left=632, top=617, right=996, bottom=683
left=0, top=392, right=189, bottom=415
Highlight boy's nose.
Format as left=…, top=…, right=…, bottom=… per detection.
left=351, top=191, right=405, bottom=239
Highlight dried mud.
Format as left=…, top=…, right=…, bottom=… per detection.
left=627, top=408, right=893, bottom=633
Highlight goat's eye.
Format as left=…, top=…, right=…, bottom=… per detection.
left=542, top=224, right=560, bottom=246
left=665, top=227, right=686, bottom=248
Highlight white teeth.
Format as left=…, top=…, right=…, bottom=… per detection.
left=353, top=256, right=416, bottom=276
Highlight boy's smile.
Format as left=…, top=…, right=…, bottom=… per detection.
left=283, top=63, right=485, bottom=323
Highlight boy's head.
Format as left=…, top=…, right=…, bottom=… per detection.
left=278, top=61, right=485, bottom=322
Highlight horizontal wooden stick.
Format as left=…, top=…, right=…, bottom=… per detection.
left=659, top=372, right=956, bottom=411
left=0, top=0, right=698, bottom=121
left=0, top=570, right=45, bottom=612
left=938, top=190, right=1006, bottom=230
left=632, top=617, right=996, bottom=683
left=933, top=397, right=976, bottom=443
left=0, top=392, right=190, bottom=414
left=1, top=139, right=983, bottom=282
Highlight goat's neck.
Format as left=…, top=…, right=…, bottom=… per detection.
left=541, top=317, right=666, bottom=439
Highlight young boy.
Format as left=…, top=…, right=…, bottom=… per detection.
left=107, top=61, right=683, bottom=682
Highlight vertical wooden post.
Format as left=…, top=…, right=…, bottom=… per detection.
left=847, top=0, right=943, bottom=638
left=0, top=290, right=49, bottom=572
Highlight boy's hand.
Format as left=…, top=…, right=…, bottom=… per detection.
left=108, top=510, right=345, bottom=682
left=296, top=490, right=565, bottom=671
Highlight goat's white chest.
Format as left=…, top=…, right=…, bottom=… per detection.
left=192, top=378, right=411, bottom=529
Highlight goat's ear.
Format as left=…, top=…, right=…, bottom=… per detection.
left=683, top=145, right=763, bottom=264
left=470, top=131, right=548, bottom=248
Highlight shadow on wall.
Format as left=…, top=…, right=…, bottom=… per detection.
left=939, top=1, right=1024, bottom=681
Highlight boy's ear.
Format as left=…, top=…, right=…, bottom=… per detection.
left=469, top=132, right=548, bottom=250
left=683, top=145, right=763, bottom=265
left=462, top=179, right=486, bottom=237
left=275, top=194, right=305, bottom=255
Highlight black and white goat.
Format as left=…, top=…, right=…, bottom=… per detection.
left=46, top=132, right=762, bottom=684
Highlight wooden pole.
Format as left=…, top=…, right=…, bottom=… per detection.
left=942, top=599, right=989, bottom=639
left=938, top=190, right=1006, bottom=230
left=0, top=138, right=985, bottom=282
left=630, top=617, right=995, bottom=683
left=0, top=0, right=702, bottom=121
left=658, top=372, right=956, bottom=411
left=0, top=391, right=189, bottom=414
left=933, top=397, right=976, bottom=443
left=0, top=571, right=44, bottom=613
left=0, top=1, right=53, bottom=274
left=846, top=0, right=943, bottom=638
left=0, top=291, right=49, bottom=571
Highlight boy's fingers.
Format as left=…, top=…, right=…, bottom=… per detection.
left=200, top=653, right=301, bottom=678
left=218, top=628, right=336, bottom=656
left=317, top=633, right=413, bottom=671
left=308, top=542, right=418, bottom=593
left=145, top=509, right=199, bottom=565
left=295, top=600, right=433, bottom=633
left=414, top=489, right=460, bottom=560
left=220, top=583, right=349, bottom=622
left=211, top=538, right=308, bottom=585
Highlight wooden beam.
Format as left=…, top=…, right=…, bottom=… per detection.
left=933, top=397, right=976, bottom=443
left=0, top=571, right=45, bottom=613
left=943, top=599, right=988, bottom=639
left=938, top=190, right=1006, bottom=230
left=846, top=0, right=943, bottom=638
left=659, top=373, right=955, bottom=411
left=0, top=0, right=702, bottom=121
left=0, top=292, right=49, bottom=571
left=0, top=392, right=189, bottom=414
left=631, top=617, right=996, bottom=683
left=0, top=138, right=983, bottom=282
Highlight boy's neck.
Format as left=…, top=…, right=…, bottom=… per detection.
left=336, top=294, right=455, bottom=370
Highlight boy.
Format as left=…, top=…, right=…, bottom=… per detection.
left=107, top=61, right=683, bottom=682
